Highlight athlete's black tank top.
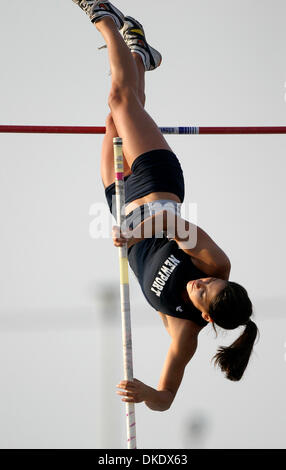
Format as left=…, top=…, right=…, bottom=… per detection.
left=128, top=235, right=208, bottom=328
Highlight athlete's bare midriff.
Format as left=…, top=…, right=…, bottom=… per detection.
left=125, top=192, right=181, bottom=215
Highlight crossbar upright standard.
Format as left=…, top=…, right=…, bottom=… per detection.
left=113, top=137, right=137, bottom=450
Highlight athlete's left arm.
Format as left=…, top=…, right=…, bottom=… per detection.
left=164, top=212, right=231, bottom=278
left=116, top=331, right=198, bottom=412
left=145, top=334, right=198, bottom=411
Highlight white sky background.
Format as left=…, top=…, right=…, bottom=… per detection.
left=0, top=0, right=285, bottom=449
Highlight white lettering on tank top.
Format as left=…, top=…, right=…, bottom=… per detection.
left=150, top=254, right=181, bottom=297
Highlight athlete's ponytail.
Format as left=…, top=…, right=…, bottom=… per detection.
left=213, top=320, right=258, bottom=381
left=208, top=281, right=259, bottom=381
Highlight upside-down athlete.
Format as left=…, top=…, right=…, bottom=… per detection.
left=73, top=0, right=259, bottom=412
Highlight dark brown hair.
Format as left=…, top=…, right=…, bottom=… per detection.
left=208, top=281, right=259, bottom=381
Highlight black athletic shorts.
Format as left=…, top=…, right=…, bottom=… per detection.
left=104, top=149, right=185, bottom=216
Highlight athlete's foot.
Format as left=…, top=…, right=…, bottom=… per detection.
left=122, top=16, right=162, bottom=71
left=72, top=0, right=124, bottom=29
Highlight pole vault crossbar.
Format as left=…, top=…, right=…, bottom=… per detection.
left=0, top=125, right=286, bottom=135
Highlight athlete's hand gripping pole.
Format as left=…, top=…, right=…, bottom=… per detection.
left=113, top=137, right=137, bottom=450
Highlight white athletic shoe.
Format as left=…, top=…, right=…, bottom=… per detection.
left=122, top=16, right=162, bottom=71
left=72, top=0, right=124, bottom=29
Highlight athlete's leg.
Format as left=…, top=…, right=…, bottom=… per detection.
left=100, top=113, right=125, bottom=188
left=96, top=17, right=172, bottom=170
left=100, top=53, right=146, bottom=188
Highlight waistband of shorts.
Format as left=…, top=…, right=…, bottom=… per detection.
left=125, top=199, right=182, bottom=231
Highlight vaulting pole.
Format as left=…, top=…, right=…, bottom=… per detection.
left=1, top=125, right=286, bottom=135
left=113, top=137, right=136, bottom=450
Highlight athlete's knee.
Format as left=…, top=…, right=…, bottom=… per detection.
left=108, top=83, right=134, bottom=109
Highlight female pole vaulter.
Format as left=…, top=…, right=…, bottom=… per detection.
left=73, top=1, right=258, bottom=411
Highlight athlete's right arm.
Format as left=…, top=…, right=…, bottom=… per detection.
left=113, top=210, right=230, bottom=278
left=112, top=210, right=167, bottom=248
left=164, top=212, right=231, bottom=277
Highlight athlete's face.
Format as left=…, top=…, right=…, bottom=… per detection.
left=186, top=277, right=227, bottom=322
